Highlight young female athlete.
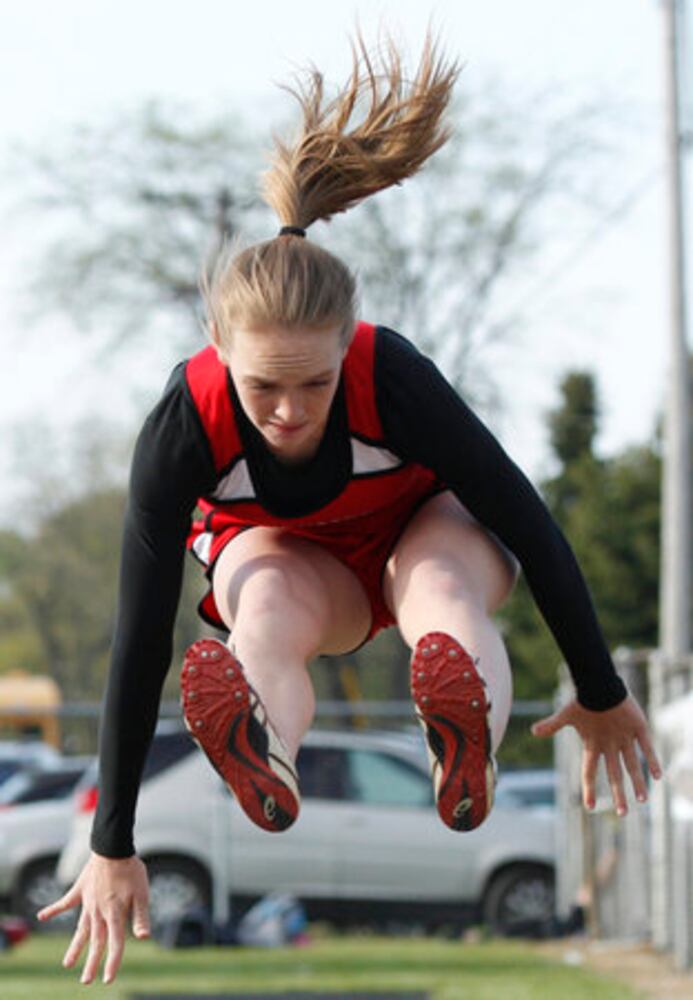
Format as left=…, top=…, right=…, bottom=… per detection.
left=38, top=33, right=661, bottom=986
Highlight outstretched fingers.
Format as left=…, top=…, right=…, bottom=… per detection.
left=531, top=704, right=572, bottom=739
left=102, top=908, right=127, bottom=985
left=100, top=894, right=149, bottom=986
left=622, top=742, right=648, bottom=804
left=132, top=894, right=151, bottom=940
left=585, top=735, right=660, bottom=815
left=62, top=912, right=90, bottom=971
left=37, top=884, right=81, bottom=924
left=605, top=751, right=627, bottom=816
left=45, top=853, right=151, bottom=985
left=581, top=746, right=599, bottom=811
left=637, top=728, right=662, bottom=782
left=550, top=695, right=663, bottom=817
left=80, top=912, right=108, bottom=985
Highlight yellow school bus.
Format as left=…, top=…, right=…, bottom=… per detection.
left=0, top=671, right=62, bottom=748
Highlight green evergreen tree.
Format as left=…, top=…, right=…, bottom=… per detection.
left=499, top=371, right=660, bottom=765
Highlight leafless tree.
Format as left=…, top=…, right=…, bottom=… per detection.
left=10, top=85, right=619, bottom=411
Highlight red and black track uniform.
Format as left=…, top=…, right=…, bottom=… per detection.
left=185, top=322, right=441, bottom=636
left=92, top=323, right=627, bottom=857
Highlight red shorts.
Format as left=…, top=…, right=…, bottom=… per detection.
left=197, top=487, right=444, bottom=643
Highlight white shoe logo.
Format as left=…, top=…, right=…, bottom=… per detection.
left=264, top=796, right=277, bottom=821
left=453, top=798, right=473, bottom=818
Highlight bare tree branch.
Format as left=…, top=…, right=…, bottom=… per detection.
left=7, top=86, right=624, bottom=407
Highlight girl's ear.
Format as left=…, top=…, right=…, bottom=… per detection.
left=208, top=321, right=228, bottom=363
left=208, top=320, right=220, bottom=347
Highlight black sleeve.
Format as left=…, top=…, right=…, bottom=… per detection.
left=375, top=326, right=627, bottom=712
left=90, top=364, right=217, bottom=858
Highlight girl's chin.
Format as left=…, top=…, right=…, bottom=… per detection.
left=263, top=423, right=323, bottom=460
left=264, top=434, right=318, bottom=464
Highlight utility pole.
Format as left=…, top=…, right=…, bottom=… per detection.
left=651, top=0, right=691, bottom=955
left=660, top=0, right=691, bottom=662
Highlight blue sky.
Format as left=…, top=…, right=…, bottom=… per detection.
left=0, top=0, right=690, bottom=513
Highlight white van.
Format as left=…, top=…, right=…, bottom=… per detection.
left=57, top=725, right=556, bottom=936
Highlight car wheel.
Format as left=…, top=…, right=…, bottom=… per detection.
left=145, top=858, right=211, bottom=933
left=482, top=864, right=555, bottom=937
left=15, top=858, right=76, bottom=930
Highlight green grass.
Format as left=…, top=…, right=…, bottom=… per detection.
left=0, top=932, right=641, bottom=1000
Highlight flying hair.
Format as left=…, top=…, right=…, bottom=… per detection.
left=202, top=30, right=460, bottom=350
left=262, top=29, right=461, bottom=229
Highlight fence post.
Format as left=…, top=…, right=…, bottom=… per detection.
left=554, top=649, right=652, bottom=942
left=672, top=816, right=693, bottom=970
left=554, top=671, right=581, bottom=922
left=650, top=652, right=693, bottom=969
left=649, top=649, right=673, bottom=950
left=588, top=650, right=650, bottom=940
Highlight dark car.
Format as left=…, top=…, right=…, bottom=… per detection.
left=0, top=916, right=30, bottom=951
left=0, top=742, right=62, bottom=788
left=0, top=761, right=90, bottom=808
left=0, top=757, right=92, bottom=925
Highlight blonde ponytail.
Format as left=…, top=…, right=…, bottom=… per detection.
left=263, top=30, right=460, bottom=229
left=202, top=31, right=459, bottom=348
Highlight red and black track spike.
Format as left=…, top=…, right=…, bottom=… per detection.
left=411, top=631, right=496, bottom=832
left=181, top=638, right=299, bottom=832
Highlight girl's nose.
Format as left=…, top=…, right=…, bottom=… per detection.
left=274, top=393, right=305, bottom=424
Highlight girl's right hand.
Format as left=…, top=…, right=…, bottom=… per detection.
left=37, top=851, right=151, bottom=985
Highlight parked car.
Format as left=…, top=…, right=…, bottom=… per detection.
left=0, top=757, right=92, bottom=926
left=0, top=741, right=62, bottom=789
left=0, top=916, right=30, bottom=951
left=58, top=724, right=556, bottom=936
left=0, top=759, right=91, bottom=808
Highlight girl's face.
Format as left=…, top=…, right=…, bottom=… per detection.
left=220, top=323, right=347, bottom=464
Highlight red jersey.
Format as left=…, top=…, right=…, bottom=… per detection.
left=183, top=321, right=441, bottom=628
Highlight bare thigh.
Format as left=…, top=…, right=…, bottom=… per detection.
left=212, top=527, right=373, bottom=657
left=384, top=491, right=519, bottom=753
left=384, top=491, right=519, bottom=623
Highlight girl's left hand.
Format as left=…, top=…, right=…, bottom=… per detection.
left=531, top=693, right=662, bottom=815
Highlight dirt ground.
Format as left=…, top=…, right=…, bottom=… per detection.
left=533, top=937, right=693, bottom=1000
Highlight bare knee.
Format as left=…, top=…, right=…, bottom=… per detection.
left=237, top=561, right=297, bottom=609
left=212, top=529, right=371, bottom=657
left=386, top=492, right=519, bottom=617
left=403, top=557, right=484, bottom=610
left=230, top=558, right=327, bottom=633
left=434, top=517, right=518, bottom=612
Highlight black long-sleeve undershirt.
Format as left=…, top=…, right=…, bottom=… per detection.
left=91, top=326, right=627, bottom=858
left=375, top=328, right=626, bottom=713
left=92, top=371, right=216, bottom=856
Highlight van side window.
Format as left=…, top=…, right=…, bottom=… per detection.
left=141, top=731, right=196, bottom=783
left=347, top=750, right=432, bottom=808
left=296, top=747, right=350, bottom=800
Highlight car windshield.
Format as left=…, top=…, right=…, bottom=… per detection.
left=347, top=749, right=433, bottom=808
left=495, top=775, right=556, bottom=809
left=0, top=771, right=33, bottom=804
left=141, top=730, right=196, bottom=782
left=0, top=762, right=22, bottom=787
left=0, top=767, right=86, bottom=805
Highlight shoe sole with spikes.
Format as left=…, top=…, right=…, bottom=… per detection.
left=181, top=638, right=299, bottom=833
left=410, top=631, right=496, bottom=832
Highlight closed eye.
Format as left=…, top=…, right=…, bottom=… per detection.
left=245, top=374, right=334, bottom=388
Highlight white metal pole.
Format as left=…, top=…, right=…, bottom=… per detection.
left=660, top=0, right=691, bottom=664
left=652, top=0, right=691, bottom=954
